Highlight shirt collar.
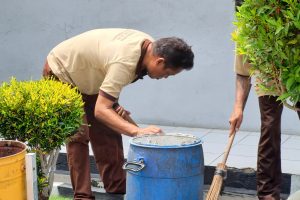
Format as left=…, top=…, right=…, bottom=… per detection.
left=132, top=39, right=152, bottom=83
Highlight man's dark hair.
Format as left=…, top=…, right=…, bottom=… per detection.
left=152, top=37, right=194, bottom=70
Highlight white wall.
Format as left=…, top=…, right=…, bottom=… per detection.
left=0, top=0, right=299, bottom=134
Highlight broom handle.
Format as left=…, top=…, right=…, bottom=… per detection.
left=221, top=130, right=236, bottom=164
left=221, top=81, right=252, bottom=164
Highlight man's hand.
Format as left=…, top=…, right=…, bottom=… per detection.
left=229, top=107, right=243, bottom=135
left=135, top=125, right=162, bottom=136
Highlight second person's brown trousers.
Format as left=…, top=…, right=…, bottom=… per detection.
left=257, top=96, right=300, bottom=200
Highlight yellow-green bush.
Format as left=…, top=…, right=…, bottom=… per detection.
left=0, top=78, right=84, bottom=151
left=0, top=78, right=84, bottom=199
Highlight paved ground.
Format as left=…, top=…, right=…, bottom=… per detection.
left=60, top=124, right=300, bottom=175
left=217, top=195, right=256, bottom=200
left=53, top=174, right=259, bottom=199
left=55, top=124, right=300, bottom=198
left=53, top=174, right=293, bottom=200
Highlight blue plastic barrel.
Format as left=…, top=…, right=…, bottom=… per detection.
left=123, top=133, right=204, bottom=200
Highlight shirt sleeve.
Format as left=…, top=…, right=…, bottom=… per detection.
left=234, top=54, right=251, bottom=76
left=100, top=63, right=134, bottom=98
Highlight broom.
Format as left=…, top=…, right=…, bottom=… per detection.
left=205, top=130, right=236, bottom=200
left=206, top=80, right=252, bottom=200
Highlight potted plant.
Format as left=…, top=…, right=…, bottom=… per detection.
left=0, top=78, right=84, bottom=200
left=233, top=0, right=300, bottom=110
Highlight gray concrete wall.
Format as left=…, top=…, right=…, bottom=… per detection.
left=1, top=0, right=299, bottom=134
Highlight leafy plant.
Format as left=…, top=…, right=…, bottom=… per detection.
left=49, top=195, right=72, bottom=200
left=0, top=78, right=84, bottom=200
left=233, top=0, right=300, bottom=110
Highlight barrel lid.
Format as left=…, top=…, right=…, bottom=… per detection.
left=130, top=133, right=202, bottom=148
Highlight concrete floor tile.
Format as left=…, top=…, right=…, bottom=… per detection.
left=238, top=132, right=260, bottom=146
left=202, top=142, right=228, bottom=154
left=207, top=129, right=230, bottom=135
left=282, top=148, right=300, bottom=161
left=172, top=129, right=210, bottom=139
left=239, top=132, right=260, bottom=146
left=281, top=134, right=292, bottom=144
left=210, top=155, right=257, bottom=169
left=230, top=144, right=258, bottom=157
left=239, top=132, right=290, bottom=146
left=282, top=135, right=300, bottom=150
left=291, top=175, right=300, bottom=193
left=233, top=132, right=254, bottom=144
left=201, top=130, right=249, bottom=145
left=281, top=135, right=291, bottom=145
left=204, top=152, right=222, bottom=165
left=167, top=126, right=211, bottom=132
left=282, top=160, right=300, bottom=175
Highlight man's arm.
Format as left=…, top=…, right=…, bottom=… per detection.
left=113, top=103, right=139, bottom=126
left=229, top=74, right=251, bottom=134
left=94, top=93, right=161, bottom=137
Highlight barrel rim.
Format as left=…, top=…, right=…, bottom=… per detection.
left=130, top=133, right=202, bottom=148
left=0, top=140, right=27, bottom=160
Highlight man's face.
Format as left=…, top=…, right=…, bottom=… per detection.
left=147, top=58, right=183, bottom=79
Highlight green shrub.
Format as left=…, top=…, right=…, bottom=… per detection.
left=49, top=195, right=72, bottom=200
left=0, top=78, right=84, bottom=199
left=233, top=0, right=300, bottom=109
left=0, top=78, right=84, bottom=151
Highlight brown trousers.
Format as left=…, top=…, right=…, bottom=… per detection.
left=257, top=96, right=300, bottom=200
left=43, top=62, right=126, bottom=200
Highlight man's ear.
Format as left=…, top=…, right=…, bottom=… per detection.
left=156, top=57, right=165, bottom=65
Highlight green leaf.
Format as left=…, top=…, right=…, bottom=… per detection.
left=286, top=77, right=295, bottom=90
left=277, top=40, right=284, bottom=46
left=275, top=26, right=284, bottom=35
left=288, top=39, right=298, bottom=45
left=266, top=18, right=278, bottom=26
left=277, top=93, right=290, bottom=101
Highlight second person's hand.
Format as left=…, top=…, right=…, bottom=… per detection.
left=229, top=107, right=243, bottom=136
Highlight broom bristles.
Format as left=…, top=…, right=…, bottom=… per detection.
left=205, top=163, right=227, bottom=200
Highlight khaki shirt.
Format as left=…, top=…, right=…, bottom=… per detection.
left=47, top=28, right=154, bottom=97
left=234, top=54, right=278, bottom=96
left=234, top=54, right=251, bottom=76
